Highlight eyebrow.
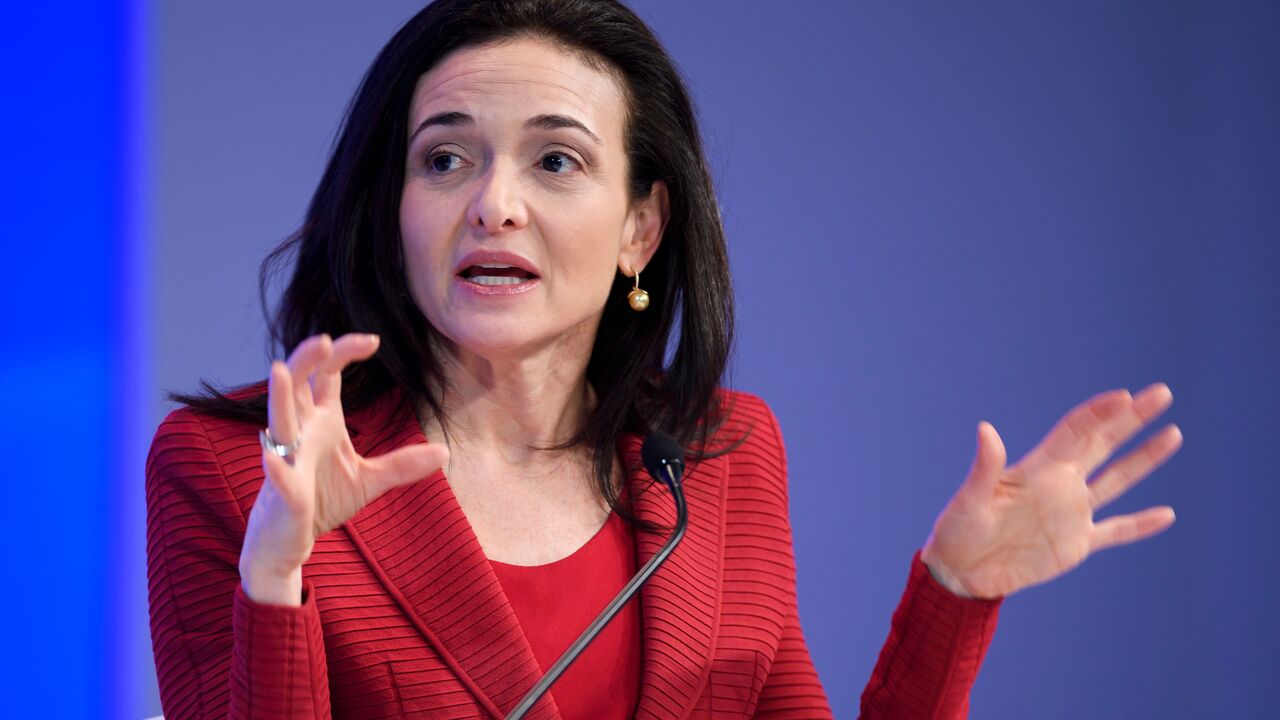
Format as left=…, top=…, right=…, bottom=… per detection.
left=408, top=111, right=602, bottom=145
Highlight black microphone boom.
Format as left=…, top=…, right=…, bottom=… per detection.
left=504, top=432, right=689, bottom=719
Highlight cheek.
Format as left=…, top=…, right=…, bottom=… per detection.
left=399, top=191, right=452, bottom=308
left=554, top=210, right=627, bottom=296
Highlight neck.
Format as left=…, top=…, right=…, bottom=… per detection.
left=421, top=332, right=597, bottom=469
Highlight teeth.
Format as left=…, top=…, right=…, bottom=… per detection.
left=469, top=276, right=526, bottom=286
left=477, top=263, right=514, bottom=269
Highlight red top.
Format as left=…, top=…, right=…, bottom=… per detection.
left=488, top=510, right=642, bottom=720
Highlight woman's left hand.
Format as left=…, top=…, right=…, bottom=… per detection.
left=919, top=382, right=1182, bottom=600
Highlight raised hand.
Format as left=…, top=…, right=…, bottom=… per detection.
left=239, top=333, right=450, bottom=605
left=919, top=383, right=1181, bottom=600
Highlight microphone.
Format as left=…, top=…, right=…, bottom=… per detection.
left=641, top=431, right=686, bottom=493
left=505, top=432, right=689, bottom=719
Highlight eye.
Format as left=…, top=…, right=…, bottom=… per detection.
left=427, top=151, right=464, bottom=174
left=538, top=152, right=581, bottom=174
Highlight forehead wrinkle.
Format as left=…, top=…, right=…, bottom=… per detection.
left=432, top=56, right=610, bottom=103
left=412, top=59, right=620, bottom=136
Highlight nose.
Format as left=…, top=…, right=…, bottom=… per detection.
left=467, top=158, right=527, bottom=234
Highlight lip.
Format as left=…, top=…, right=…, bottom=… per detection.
left=454, top=275, right=541, bottom=296
left=452, top=250, right=541, bottom=279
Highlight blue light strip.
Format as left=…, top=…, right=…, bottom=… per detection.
left=0, top=1, right=122, bottom=715
left=108, top=0, right=153, bottom=716
left=0, top=0, right=157, bottom=716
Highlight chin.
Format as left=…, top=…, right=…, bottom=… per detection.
left=433, top=316, right=548, bottom=357
left=432, top=312, right=600, bottom=364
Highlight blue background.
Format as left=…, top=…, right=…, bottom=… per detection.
left=3, top=1, right=1275, bottom=717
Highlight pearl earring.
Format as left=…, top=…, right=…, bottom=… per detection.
left=627, top=267, right=650, bottom=311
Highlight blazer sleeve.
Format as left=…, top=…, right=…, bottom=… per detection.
left=857, top=551, right=1002, bottom=719
left=146, top=408, right=333, bottom=719
left=749, top=399, right=1002, bottom=720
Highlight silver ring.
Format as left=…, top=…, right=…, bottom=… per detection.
left=260, top=427, right=302, bottom=459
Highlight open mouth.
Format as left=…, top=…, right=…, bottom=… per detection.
left=459, top=263, right=539, bottom=286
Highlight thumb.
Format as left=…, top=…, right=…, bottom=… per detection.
left=965, top=421, right=1007, bottom=495
left=362, top=442, right=450, bottom=500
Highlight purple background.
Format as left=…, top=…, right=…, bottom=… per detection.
left=5, top=1, right=1276, bottom=717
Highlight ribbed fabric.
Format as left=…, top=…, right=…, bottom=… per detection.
left=146, top=387, right=1002, bottom=719
left=859, top=554, right=1000, bottom=718
left=230, top=583, right=331, bottom=718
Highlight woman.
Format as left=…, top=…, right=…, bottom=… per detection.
left=146, top=0, right=1182, bottom=717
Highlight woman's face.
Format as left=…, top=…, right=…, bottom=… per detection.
left=400, top=36, right=667, bottom=363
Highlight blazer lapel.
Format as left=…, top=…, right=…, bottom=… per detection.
left=622, top=433, right=728, bottom=720
left=341, top=389, right=560, bottom=720
left=337, top=389, right=728, bottom=720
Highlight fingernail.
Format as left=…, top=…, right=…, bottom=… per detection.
left=366, top=333, right=380, bottom=343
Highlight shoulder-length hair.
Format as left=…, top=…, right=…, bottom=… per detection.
left=175, top=0, right=735, bottom=513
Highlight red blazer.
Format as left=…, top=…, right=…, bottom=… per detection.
left=146, top=388, right=1001, bottom=719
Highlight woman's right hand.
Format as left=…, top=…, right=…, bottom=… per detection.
left=239, top=333, right=450, bottom=605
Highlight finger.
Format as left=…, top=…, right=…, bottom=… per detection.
left=265, top=362, right=305, bottom=509
left=1087, top=382, right=1175, bottom=472
left=965, top=421, right=1007, bottom=495
left=1035, top=389, right=1133, bottom=470
left=286, top=334, right=334, bottom=419
left=1089, top=505, right=1176, bottom=554
left=267, top=360, right=300, bottom=449
left=311, top=333, right=380, bottom=406
left=1087, top=423, right=1183, bottom=510
left=361, top=442, right=450, bottom=501
left=262, top=449, right=307, bottom=511
left=1131, top=382, right=1175, bottom=422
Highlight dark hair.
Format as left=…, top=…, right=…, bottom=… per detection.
left=173, top=0, right=736, bottom=515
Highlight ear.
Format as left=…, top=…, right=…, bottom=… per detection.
left=618, top=180, right=670, bottom=276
